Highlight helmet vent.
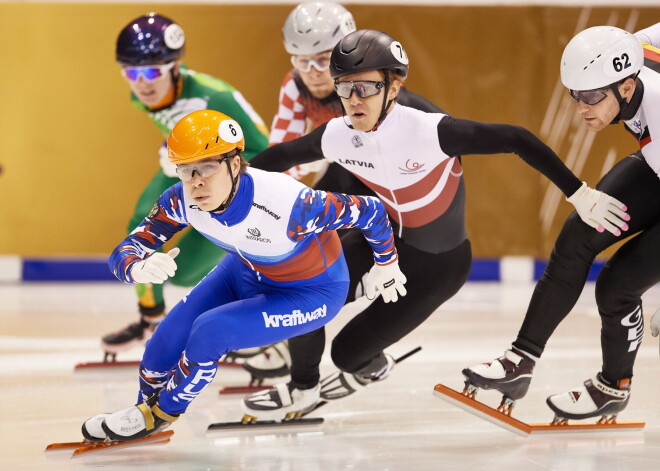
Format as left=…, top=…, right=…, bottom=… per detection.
left=205, top=143, right=209, bottom=150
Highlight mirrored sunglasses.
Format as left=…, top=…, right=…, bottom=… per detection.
left=334, top=81, right=385, bottom=99
left=290, top=54, right=331, bottom=73
left=568, top=87, right=610, bottom=106
left=176, top=158, right=227, bottom=182
left=121, top=62, right=175, bottom=83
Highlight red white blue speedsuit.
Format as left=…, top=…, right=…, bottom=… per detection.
left=109, top=167, right=396, bottom=414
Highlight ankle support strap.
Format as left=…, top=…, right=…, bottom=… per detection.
left=137, top=402, right=179, bottom=431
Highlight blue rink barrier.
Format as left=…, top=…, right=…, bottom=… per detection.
left=0, top=256, right=606, bottom=283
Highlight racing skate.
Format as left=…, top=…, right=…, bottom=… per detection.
left=208, top=346, right=422, bottom=431
left=434, top=350, right=644, bottom=436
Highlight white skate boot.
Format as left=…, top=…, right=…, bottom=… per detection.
left=81, top=413, right=110, bottom=443
left=241, top=382, right=320, bottom=421
left=546, top=373, right=631, bottom=423
left=101, top=399, right=178, bottom=442
left=320, top=353, right=395, bottom=400
left=461, top=348, right=536, bottom=414
left=242, top=341, right=291, bottom=380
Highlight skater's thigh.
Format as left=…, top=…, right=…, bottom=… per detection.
left=596, top=218, right=660, bottom=311
left=185, top=281, right=349, bottom=361
left=338, top=239, right=472, bottom=344
left=143, top=256, right=243, bottom=365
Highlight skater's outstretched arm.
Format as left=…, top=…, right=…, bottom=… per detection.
left=436, top=116, right=630, bottom=236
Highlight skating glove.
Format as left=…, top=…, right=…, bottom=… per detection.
left=159, top=141, right=178, bottom=178
left=566, top=182, right=630, bottom=237
left=651, top=308, right=660, bottom=356
left=364, top=260, right=407, bottom=303
left=130, top=248, right=180, bottom=284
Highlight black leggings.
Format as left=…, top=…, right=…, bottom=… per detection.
left=513, top=152, right=660, bottom=382
left=289, top=231, right=472, bottom=388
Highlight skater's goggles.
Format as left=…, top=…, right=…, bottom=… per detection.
left=121, top=62, right=175, bottom=83
left=291, top=52, right=331, bottom=73
left=176, top=152, right=238, bottom=182
left=568, top=86, right=611, bottom=106
left=334, top=80, right=385, bottom=99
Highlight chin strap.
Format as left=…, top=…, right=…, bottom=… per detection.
left=211, top=156, right=240, bottom=213
left=609, top=75, right=642, bottom=125
left=147, top=69, right=182, bottom=112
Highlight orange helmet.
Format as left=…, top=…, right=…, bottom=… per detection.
left=168, top=110, right=245, bottom=165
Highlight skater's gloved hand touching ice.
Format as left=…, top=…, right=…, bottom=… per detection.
left=566, top=182, right=630, bottom=236
left=130, top=248, right=180, bottom=284
left=651, top=308, right=660, bottom=356
left=364, top=260, right=407, bottom=303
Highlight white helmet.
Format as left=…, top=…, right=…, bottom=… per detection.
left=560, top=26, right=643, bottom=91
left=283, top=1, right=356, bottom=55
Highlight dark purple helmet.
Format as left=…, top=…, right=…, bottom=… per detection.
left=330, top=29, right=409, bottom=80
left=116, top=13, right=185, bottom=66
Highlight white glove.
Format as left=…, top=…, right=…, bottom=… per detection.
left=566, top=182, right=630, bottom=236
left=364, top=260, right=407, bottom=303
left=651, top=308, right=660, bottom=337
left=159, top=142, right=178, bottom=178
left=651, top=308, right=660, bottom=357
left=130, top=248, right=180, bottom=284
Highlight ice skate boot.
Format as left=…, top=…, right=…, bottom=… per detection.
left=461, top=348, right=536, bottom=415
left=101, top=311, right=164, bottom=362
left=101, top=396, right=179, bottom=442
left=546, top=373, right=631, bottom=424
left=241, top=382, right=320, bottom=422
left=242, top=341, right=291, bottom=381
left=81, top=413, right=110, bottom=443
left=320, top=353, right=395, bottom=400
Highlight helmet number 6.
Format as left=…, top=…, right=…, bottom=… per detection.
left=613, top=53, right=631, bottom=73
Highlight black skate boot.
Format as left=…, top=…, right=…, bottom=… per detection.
left=320, top=352, right=395, bottom=400
left=101, top=395, right=178, bottom=442
left=461, top=348, right=536, bottom=415
left=546, top=373, right=631, bottom=424
left=101, top=305, right=165, bottom=362
left=242, top=341, right=291, bottom=381
left=241, top=381, right=320, bottom=421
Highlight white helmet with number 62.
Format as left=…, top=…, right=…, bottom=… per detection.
left=560, top=26, right=643, bottom=91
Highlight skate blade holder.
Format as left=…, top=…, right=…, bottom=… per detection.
left=44, top=430, right=174, bottom=457
left=433, top=384, right=645, bottom=437
left=207, top=414, right=324, bottom=431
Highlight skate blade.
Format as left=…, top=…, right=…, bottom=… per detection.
left=217, top=360, right=245, bottom=368
left=45, top=440, right=92, bottom=452
left=433, top=383, right=531, bottom=437
left=71, top=431, right=174, bottom=457
left=218, top=385, right=270, bottom=395
left=77, top=358, right=238, bottom=372
left=207, top=417, right=324, bottom=431
left=528, top=421, right=645, bottom=434
left=74, top=360, right=140, bottom=371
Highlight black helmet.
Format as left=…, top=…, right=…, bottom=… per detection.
left=330, top=29, right=409, bottom=80
left=116, top=13, right=185, bottom=66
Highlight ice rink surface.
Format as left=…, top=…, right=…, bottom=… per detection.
left=1, top=280, right=659, bottom=471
